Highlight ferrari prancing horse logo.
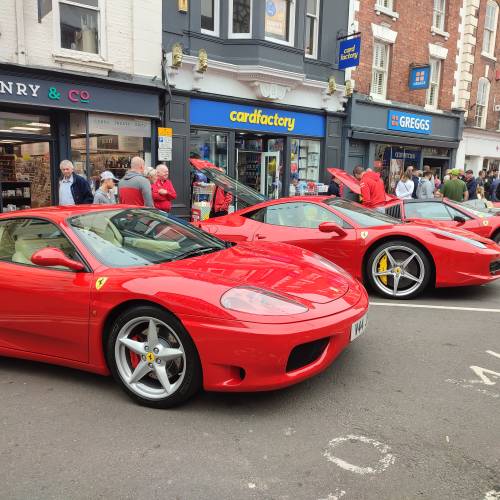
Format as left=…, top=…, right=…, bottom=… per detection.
left=360, top=231, right=369, bottom=239
left=146, top=352, right=155, bottom=363
left=95, top=277, right=108, bottom=290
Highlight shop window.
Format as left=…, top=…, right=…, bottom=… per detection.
left=290, top=139, right=321, bottom=195
left=70, top=112, right=152, bottom=190
left=432, top=0, right=446, bottom=32
left=190, top=130, right=228, bottom=170
left=371, top=41, right=389, bottom=98
left=59, top=0, right=100, bottom=54
left=482, top=1, right=499, bottom=57
left=229, top=0, right=252, bottom=38
left=201, top=0, right=220, bottom=36
left=305, top=0, right=320, bottom=58
left=474, top=77, right=490, bottom=128
left=0, top=112, right=51, bottom=136
left=426, top=58, right=441, bottom=109
left=265, top=0, right=296, bottom=46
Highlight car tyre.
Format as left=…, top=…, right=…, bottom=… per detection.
left=366, top=240, right=431, bottom=300
left=106, top=305, right=202, bottom=408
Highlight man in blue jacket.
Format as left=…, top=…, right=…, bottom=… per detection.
left=465, top=169, right=478, bottom=200
left=58, top=159, right=94, bottom=205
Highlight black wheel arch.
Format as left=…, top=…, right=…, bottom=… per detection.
left=361, top=235, right=437, bottom=287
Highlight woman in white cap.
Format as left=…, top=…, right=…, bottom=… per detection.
left=93, top=171, right=119, bottom=204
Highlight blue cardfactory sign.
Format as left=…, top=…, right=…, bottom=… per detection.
left=190, top=98, right=325, bottom=137
left=387, top=109, right=432, bottom=135
left=409, top=66, right=430, bottom=90
left=338, top=37, right=361, bottom=70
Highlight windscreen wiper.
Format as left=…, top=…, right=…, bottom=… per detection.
left=172, top=246, right=224, bottom=261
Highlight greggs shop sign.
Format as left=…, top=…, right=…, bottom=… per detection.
left=190, top=98, right=325, bottom=137
left=387, top=109, right=432, bottom=135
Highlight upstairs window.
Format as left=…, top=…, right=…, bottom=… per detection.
left=371, top=41, right=390, bottom=98
left=474, top=77, right=490, bottom=128
left=201, top=0, right=220, bottom=36
left=305, top=0, right=320, bottom=58
left=432, top=0, right=446, bottom=31
left=265, top=0, right=296, bottom=46
left=482, top=0, right=499, bottom=56
left=376, top=0, right=393, bottom=9
left=59, top=0, right=100, bottom=54
left=229, top=0, right=252, bottom=38
left=426, top=58, right=441, bottom=108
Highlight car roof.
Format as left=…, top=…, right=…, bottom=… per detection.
left=0, top=204, right=139, bottom=223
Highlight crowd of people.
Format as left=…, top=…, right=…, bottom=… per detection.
left=57, top=157, right=177, bottom=213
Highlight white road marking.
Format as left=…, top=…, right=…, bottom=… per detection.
left=445, top=435, right=450, bottom=443
left=248, top=483, right=256, bottom=489
left=369, top=302, right=500, bottom=313
left=324, top=435, right=395, bottom=475
left=470, top=366, right=500, bottom=386
left=318, top=489, right=346, bottom=500
left=486, top=350, right=500, bottom=360
left=484, top=490, right=500, bottom=500
left=446, top=378, right=499, bottom=399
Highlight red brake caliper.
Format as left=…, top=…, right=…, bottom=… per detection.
left=129, top=335, right=142, bottom=368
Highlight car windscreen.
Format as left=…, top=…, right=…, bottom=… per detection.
left=68, top=208, right=227, bottom=268
left=324, top=198, right=401, bottom=227
left=453, top=202, right=496, bottom=219
left=197, top=167, right=267, bottom=208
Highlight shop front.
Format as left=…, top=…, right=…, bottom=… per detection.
left=343, top=95, right=463, bottom=193
left=0, top=65, right=161, bottom=212
left=188, top=98, right=328, bottom=200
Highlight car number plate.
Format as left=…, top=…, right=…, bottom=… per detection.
left=350, top=314, right=368, bottom=342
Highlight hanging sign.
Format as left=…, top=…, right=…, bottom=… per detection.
left=338, top=37, right=361, bottom=70
left=409, top=66, right=430, bottom=90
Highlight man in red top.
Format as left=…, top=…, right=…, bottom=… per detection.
left=152, top=164, right=177, bottom=213
left=353, top=165, right=386, bottom=208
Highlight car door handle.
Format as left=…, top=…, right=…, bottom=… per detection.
left=255, top=234, right=266, bottom=240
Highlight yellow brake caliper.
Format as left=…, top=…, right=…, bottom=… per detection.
left=378, top=255, right=388, bottom=285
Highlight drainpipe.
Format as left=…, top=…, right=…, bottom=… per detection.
left=15, top=0, right=27, bottom=65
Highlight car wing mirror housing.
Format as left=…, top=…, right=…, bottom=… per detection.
left=453, top=215, right=466, bottom=224
left=318, top=221, right=347, bottom=237
left=31, top=247, right=85, bottom=271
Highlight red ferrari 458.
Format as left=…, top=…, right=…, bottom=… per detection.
left=0, top=206, right=368, bottom=408
left=193, top=161, right=500, bottom=300
left=329, top=168, right=500, bottom=244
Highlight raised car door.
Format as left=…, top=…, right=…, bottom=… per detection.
left=0, top=218, right=92, bottom=362
left=247, top=201, right=359, bottom=276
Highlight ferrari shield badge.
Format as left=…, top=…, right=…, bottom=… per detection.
left=360, top=231, right=369, bottom=239
left=95, top=277, right=108, bottom=290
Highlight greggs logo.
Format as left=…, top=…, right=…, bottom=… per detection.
left=229, top=109, right=296, bottom=131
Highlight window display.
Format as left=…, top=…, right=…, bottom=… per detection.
left=290, top=138, right=323, bottom=195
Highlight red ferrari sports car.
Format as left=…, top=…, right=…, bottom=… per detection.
left=329, top=168, right=500, bottom=244
left=195, top=164, right=500, bottom=299
left=0, top=206, right=368, bottom=408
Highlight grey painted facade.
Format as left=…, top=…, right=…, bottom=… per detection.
left=342, top=94, right=464, bottom=180
left=162, top=1, right=349, bottom=218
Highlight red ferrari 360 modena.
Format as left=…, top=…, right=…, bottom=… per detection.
left=193, top=161, right=500, bottom=300
left=0, top=206, right=368, bottom=408
left=329, top=168, right=500, bottom=244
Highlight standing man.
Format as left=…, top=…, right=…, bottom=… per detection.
left=118, top=156, right=154, bottom=207
left=491, top=174, right=500, bottom=202
left=93, top=171, right=118, bottom=204
left=464, top=169, right=478, bottom=200
left=353, top=165, right=386, bottom=208
left=58, top=159, right=93, bottom=205
left=152, top=164, right=177, bottom=213
left=439, top=169, right=469, bottom=202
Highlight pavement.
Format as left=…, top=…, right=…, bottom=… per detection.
left=1, top=281, right=499, bottom=500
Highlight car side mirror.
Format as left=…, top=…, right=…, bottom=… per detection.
left=31, top=247, right=85, bottom=272
left=453, top=215, right=466, bottom=224
left=318, top=222, right=347, bottom=237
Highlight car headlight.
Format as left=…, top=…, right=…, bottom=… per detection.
left=220, top=287, right=308, bottom=316
left=426, top=228, right=487, bottom=249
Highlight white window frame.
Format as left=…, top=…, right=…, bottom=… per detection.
left=53, top=0, right=106, bottom=59
left=370, top=41, right=390, bottom=99
left=432, top=0, right=446, bottom=31
left=474, top=77, right=491, bottom=128
left=376, top=0, right=393, bottom=9
left=228, top=0, right=252, bottom=39
left=201, top=0, right=220, bottom=37
left=426, top=58, right=441, bottom=109
left=305, top=0, right=320, bottom=59
left=265, top=0, right=296, bottom=47
left=482, top=0, right=499, bottom=58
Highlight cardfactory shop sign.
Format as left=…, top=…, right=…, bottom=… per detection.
left=230, top=109, right=296, bottom=132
